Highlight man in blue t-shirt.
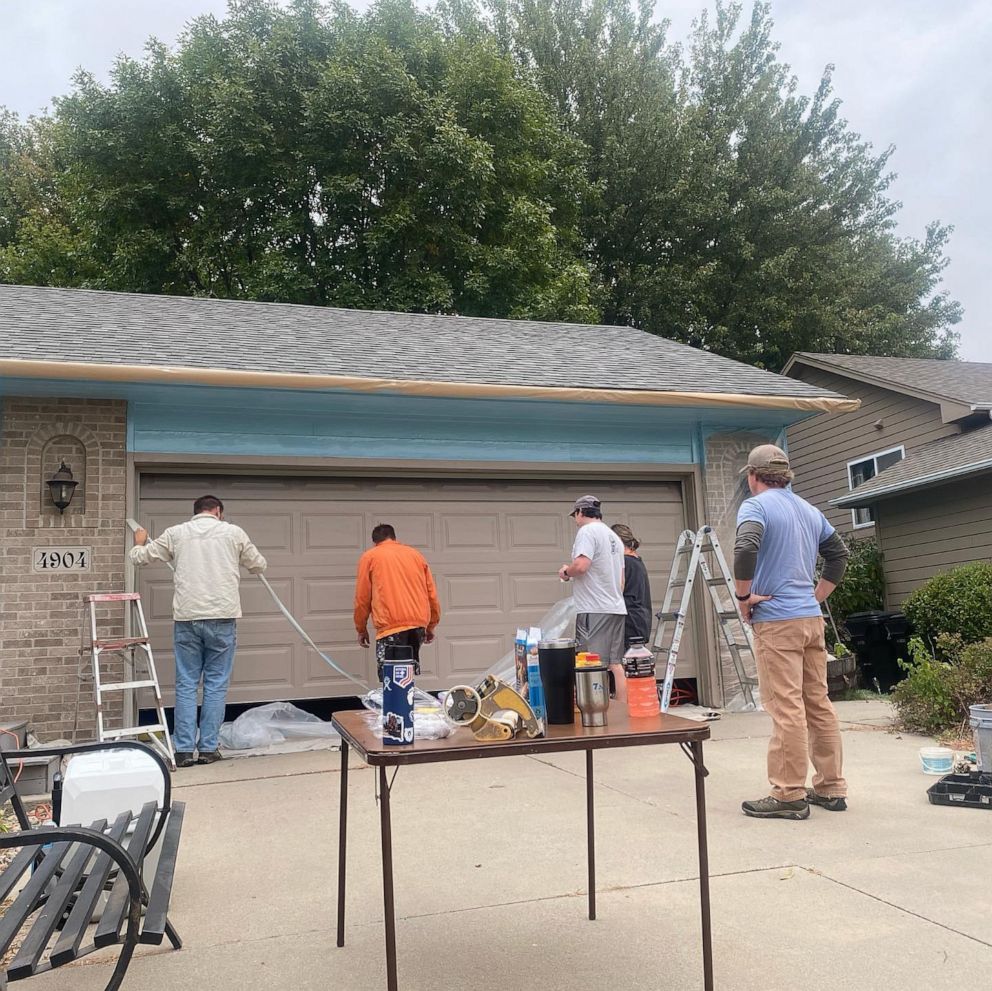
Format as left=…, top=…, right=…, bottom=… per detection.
left=734, top=444, right=850, bottom=820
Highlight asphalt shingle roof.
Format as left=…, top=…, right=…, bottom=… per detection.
left=0, top=285, right=841, bottom=400
left=792, top=352, right=992, bottom=407
left=833, top=423, right=992, bottom=506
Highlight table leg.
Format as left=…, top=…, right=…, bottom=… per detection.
left=586, top=749, right=596, bottom=921
left=692, top=740, right=714, bottom=991
left=379, top=765, right=399, bottom=991
left=336, top=740, right=349, bottom=948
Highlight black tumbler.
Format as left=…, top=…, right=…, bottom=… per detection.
left=538, top=638, right=576, bottom=724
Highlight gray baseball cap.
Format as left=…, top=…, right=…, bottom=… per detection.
left=570, top=494, right=602, bottom=516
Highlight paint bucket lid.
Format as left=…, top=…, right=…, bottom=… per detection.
left=576, top=652, right=606, bottom=670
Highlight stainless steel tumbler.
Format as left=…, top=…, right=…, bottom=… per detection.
left=575, top=662, right=611, bottom=727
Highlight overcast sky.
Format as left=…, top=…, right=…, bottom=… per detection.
left=2, top=1, right=989, bottom=361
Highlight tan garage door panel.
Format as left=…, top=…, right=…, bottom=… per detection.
left=137, top=475, right=695, bottom=704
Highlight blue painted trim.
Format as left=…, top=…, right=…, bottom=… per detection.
left=130, top=395, right=698, bottom=462
left=1, top=375, right=804, bottom=465
left=126, top=402, right=135, bottom=451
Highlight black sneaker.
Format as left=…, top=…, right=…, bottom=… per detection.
left=196, top=750, right=223, bottom=765
left=174, top=752, right=196, bottom=769
left=741, top=796, right=810, bottom=820
left=805, top=789, right=848, bottom=812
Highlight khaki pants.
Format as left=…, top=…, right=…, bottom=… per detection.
left=752, top=617, right=847, bottom=802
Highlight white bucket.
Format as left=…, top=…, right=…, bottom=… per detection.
left=60, top=749, right=165, bottom=914
left=919, top=747, right=953, bottom=775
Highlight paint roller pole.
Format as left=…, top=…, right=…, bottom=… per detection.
left=126, top=518, right=174, bottom=571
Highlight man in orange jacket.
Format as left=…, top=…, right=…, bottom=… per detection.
left=354, top=523, right=441, bottom=678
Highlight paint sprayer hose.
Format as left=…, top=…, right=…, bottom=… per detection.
left=256, top=573, right=370, bottom=693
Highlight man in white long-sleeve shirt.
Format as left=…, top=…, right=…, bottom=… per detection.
left=130, top=495, right=266, bottom=767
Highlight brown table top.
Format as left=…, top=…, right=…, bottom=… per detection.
left=332, top=707, right=710, bottom=766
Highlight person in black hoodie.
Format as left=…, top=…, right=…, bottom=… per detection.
left=611, top=524, right=653, bottom=647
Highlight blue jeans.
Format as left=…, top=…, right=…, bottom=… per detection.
left=173, top=619, right=237, bottom=752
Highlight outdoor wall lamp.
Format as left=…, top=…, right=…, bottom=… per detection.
left=46, top=460, right=79, bottom=513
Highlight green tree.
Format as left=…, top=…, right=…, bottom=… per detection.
left=0, top=110, right=97, bottom=286
left=0, top=0, right=596, bottom=320
left=483, top=0, right=960, bottom=367
left=0, top=0, right=962, bottom=363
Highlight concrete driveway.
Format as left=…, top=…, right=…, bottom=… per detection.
left=32, top=701, right=992, bottom=990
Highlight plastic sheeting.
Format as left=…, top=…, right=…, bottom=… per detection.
left=218, top=702, right=341, bottom=750
left=360, top=686, right=455, bottom=740
left=703, top=429, right=778, bottom=712
left=1, top=358, right=860, bottom=413
left=485, top=597, right=578, bottom=684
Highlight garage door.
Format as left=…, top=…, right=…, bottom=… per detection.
left=137, top=474, right=696, bottom=703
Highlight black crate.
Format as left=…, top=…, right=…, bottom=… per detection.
left=927, top=771, right=992, bottom=810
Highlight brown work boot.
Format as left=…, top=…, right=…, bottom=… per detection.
left=741, top=795, right=810, bottom=820
left=196, top=750, right=223, bottom=765
left=805, top=789, right=848, bottom=812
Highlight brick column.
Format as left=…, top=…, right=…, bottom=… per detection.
left=0, top=397, right=128, bottom=741
left=701, top=429, right=779, bottom=708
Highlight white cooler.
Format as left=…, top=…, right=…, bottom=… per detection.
left=60, top=748, right=166, bottom=902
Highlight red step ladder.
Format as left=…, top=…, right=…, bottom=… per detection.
left=80, top=592, right=175, bottom=769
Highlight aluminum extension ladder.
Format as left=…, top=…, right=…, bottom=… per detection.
left=653, top=525, right=759, bottom=711
left=80, top=592, right=176, bottom=768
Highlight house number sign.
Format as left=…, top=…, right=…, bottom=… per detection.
left=32, top=547, right=92, bottom=573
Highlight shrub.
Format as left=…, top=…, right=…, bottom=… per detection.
left=902, top=561, right=992, bottom=647
left=825, top=537, right=885, bottom=648
left=946, top=638, right=992, bottom=716
left=892, top=634, right=992, bottom=735
left=891, top=638, right=957, bottom=735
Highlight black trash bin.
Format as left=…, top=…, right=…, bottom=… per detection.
left=883, top=612, right=911, bottom=656
left=844, top=610, right=909, bottom=692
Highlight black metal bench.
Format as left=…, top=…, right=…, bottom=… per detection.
left=0, top=741, right=184, bottom=990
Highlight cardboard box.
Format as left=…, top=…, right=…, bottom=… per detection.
left=514, top=629, right=528, bottom=698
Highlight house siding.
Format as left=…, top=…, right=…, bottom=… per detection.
left=0, top=397, right=128, bottom=741
left=785, top=367, right=960, bottom=537
left=877, top=477, right=992, bottom=606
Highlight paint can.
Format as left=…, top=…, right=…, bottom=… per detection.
left=382, top=644, right=416, bottom=746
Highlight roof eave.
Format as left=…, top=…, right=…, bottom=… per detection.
left=831, top=459, right=992, bottom=507
left=0, top=358, right=859, bottom=414
left=786, top=353, right=972, bottom=423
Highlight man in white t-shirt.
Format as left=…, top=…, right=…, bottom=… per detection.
left=558, top=495, right=627, bottom=664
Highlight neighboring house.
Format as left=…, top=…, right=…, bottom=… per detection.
left=784, top=352, right=992, bottom=606
left=0, top=286, right=853, bottom=737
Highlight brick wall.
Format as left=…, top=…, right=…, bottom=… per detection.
left=0, top=396, right=128, bottom=741
left=702, top=429, right=779, bottom=708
